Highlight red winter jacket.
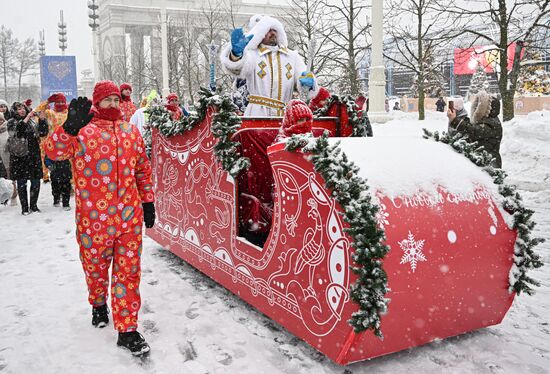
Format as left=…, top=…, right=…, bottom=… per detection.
left=120, top=99, right=137, bottom=123
left=44, top=118, right=154, bottom=226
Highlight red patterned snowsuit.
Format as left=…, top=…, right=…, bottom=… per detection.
left=44, top=117, right=154, bottom=332
left=120, top=99, right=137, bottom=123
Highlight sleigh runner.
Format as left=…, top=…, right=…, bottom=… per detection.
left=147, top=98, right=520, bottom=365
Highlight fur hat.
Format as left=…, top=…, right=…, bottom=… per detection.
left=0, top=99, right=7, bottom=108
left=120, top=83, right=132, bottom=93
left=281, top=100, right=313, bottom=138
left=470, top=91, right=492, bottom=124
left=245, top=15, right=288, bottom=50
left=93, top=80, right=121, bottom=105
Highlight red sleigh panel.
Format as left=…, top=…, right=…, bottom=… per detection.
left=148, top=111, right=517, bottom=365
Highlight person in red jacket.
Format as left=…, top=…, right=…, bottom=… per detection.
left=165, top=93, right=184, bottom=121
left=119, top=83, right=137, bottom=122
left=44, top=80, right=156, bottom=357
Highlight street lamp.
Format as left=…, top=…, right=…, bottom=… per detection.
left=58, top=10, right=67, bottom=56
left=38, top=30, right=46, bottom=57
left=88, top=0, right=100, bottom=81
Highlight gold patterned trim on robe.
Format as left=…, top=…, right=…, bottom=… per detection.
left=248, top=95, right=285, bottom=112
left=276, top=52, right=284, bottom=116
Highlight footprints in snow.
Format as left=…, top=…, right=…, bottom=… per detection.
left=178, top=340, right=198, bottom=362
left=141, top=319, right=159, bottom=335
left=185, top=303, right=200, bottom=320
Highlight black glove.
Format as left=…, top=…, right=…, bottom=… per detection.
left=143, top=202, right=156, bottom=228
left=63, top=97, right=94, bottom=136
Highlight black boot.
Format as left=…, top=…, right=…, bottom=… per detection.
left=92, top=304, right=109, bottom=328
left=18, top=188, right=29, bottom=215
left=53, top=195, right=60, bottom=207
left=29, top=180, right=40, bottom=213
left=117, top=331, right=150, bottom=356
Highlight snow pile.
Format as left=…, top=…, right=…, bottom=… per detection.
left=335, top=137, right=498, bottom=200
left=500, top=112, right=550, bottom=195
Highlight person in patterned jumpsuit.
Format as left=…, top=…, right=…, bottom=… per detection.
left=44, top=80, right=156, bottom=356
left=119, top=83, right=137, bottom=122
left=35, top=93, right=69, bottom=182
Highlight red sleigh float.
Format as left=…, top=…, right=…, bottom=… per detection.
left=147, top=103, right=517, bottom=365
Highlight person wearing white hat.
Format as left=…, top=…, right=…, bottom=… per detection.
left=220, top=14, right=319, bottom=117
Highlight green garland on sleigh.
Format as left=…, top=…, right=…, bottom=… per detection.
left=286, top=133, right=390, bottom=337
left=145, top=87, right=250, bottom=178
left=422, top=128, right=544, bottom=296
left=313, top=94, right=372, bottom=137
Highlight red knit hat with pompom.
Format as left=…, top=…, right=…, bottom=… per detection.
left=93, top=80, right=121, bottom=105
left=48, top=93, right=67, bottom=103
left=166, top=93, right=179, bottom=102
left=119, top=83, right=132, bottom=92
left=309, top=87, right=330, bottom=111
left=281, top=100, right=313, bottom=138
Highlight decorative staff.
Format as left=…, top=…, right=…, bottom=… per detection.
left=207, top=41, right=219, bottom=93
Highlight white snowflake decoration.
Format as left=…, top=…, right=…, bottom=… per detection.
left=399, top=231, right=427, bottom=272
left=375, top=203, right=390, bottom=228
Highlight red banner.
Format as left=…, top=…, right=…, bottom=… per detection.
left=454, top=43, right=522, bottom=75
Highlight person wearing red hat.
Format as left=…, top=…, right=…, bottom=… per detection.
left=308, top=87, right=331, bottom=112
left=165, top=93, right=184, bottom=121
left=35, top=93, right=69, bottom=183
left=44, top=80, right=156, bottom=356
left=119, top=83, right=137, bottom=122
left=276, top=99, right=313, bottom=142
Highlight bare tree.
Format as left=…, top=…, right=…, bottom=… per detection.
left=0, top=26, right=17, bottom=101
left=384, top=0, right=456, bottom=120
left=319, top=0, right=371, bottom=96
left=283, top=0, right=335, bottom=86
left=13, top=38, right=39, bottom=100
left=224, top=0, right=243, bottom=30
left=448, top=0, right=550, bottom=121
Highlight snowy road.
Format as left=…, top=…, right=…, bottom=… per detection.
left=1, top=112, right=548, bottom=373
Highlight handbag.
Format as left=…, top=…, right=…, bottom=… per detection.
left=6, top=132, right=29, bottom=157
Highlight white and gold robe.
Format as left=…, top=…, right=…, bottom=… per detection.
left=221, top=43, right=318, bottom=117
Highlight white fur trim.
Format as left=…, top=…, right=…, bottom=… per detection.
left=220, top=43, right=247, bottom=76
left=248, top=14, right=265, bottom=30
left=245, top=15, right=288, bottom=50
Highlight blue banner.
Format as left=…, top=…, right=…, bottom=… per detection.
left=40, top=56, right=78, bottom=101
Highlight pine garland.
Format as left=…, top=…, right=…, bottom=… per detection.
left=146, top=87, right=249, bottom=178
left=422, top=128, right=544, bottom=295
left=313, top=94, right=372, bottom=137
left=286, top=132, right=390, bottom=337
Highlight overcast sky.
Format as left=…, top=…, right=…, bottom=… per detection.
left=2, top=0, right=291, bottom=83
left=2, top=0, right=93, bottom=81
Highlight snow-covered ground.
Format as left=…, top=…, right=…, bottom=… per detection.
left=1, top=111, right=548, bottom=373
